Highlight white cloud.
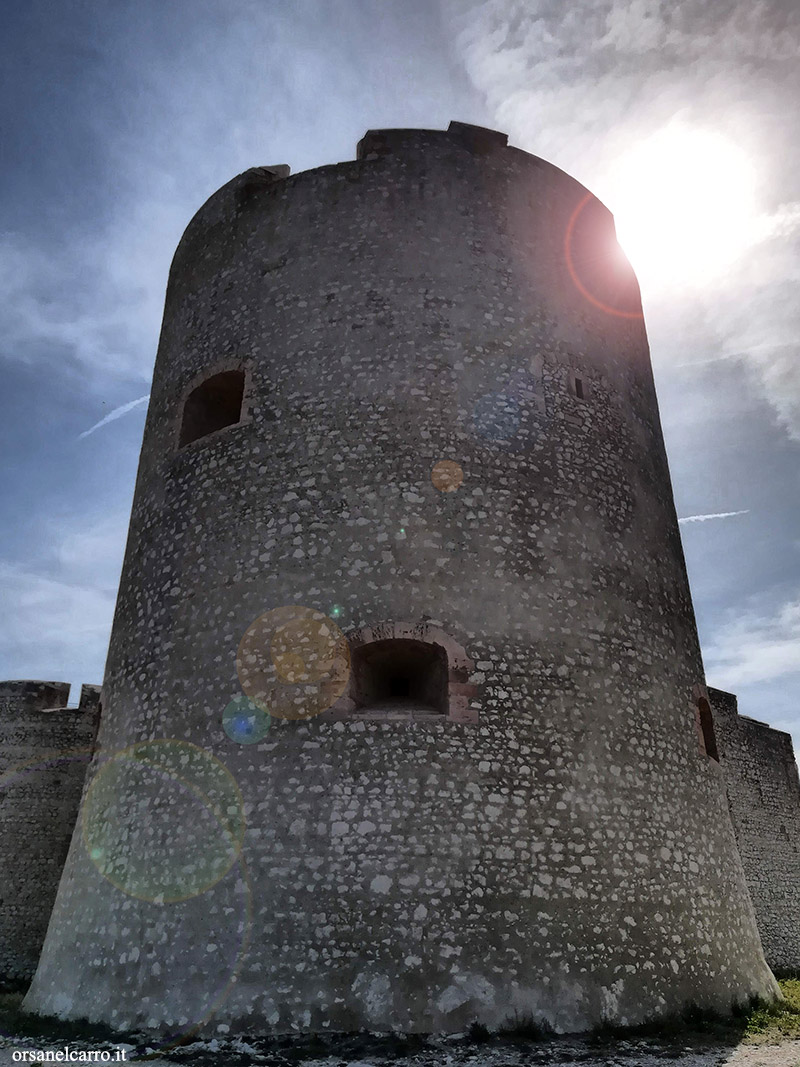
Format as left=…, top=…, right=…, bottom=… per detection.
left=0, top=231, right=164, bottom=387
left=678, top=510, right=750, bottom=525
left=441, top=0, right=800, bottom=439
left=0, top=562, right=114, bottom=688
left=0, top=513, right=127, bottom=689
left=50, top=514, right=129, bottom=587
left=79, top=394, right=150, bottom=439
left=749, top=342, right=800, bottom=441
left=0, top=10, right=298, bottom=390
left=704, top=595, right=800, bottom=689
left=758, top=201, right=800, bottom=240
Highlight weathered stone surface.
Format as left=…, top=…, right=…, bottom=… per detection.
left=23, top=123, right=777, bottom=1035
left=710, top=687, right=800, bottom=974
left=0, top=681, right=100, bottom=981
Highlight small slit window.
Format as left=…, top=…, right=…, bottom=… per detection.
left=351, top=639, right=448, bottom=715
left=568, top=369, right=588, bottom=401
left=179, top=369, right=245, bottom=447
left=696, top=697, right=719, bottom=761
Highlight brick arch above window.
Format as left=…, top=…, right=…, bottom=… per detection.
left=325, top=620, right=480, bottom=723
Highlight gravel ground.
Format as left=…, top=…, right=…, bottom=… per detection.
left=0, top=1033, right=799, bottom=1067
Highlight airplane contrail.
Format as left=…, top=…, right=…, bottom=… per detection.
left=678, top=510, right=750, bottom=525
left=78, top=394, right=150, bottom=440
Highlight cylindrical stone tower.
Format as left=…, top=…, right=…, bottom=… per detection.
left=25, top=123, right=777, bottom=1037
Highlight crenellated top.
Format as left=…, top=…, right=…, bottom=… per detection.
left=0, top=680, right=101, bottom=715
left=357, top=121, right=509, bottom=160
left=166, top=121, right=620, bottom=291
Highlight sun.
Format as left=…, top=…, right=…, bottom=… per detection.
left=606, top=122, right=759, bottom=292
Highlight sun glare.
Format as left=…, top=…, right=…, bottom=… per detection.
left=608, top=124, right=759, bottom=291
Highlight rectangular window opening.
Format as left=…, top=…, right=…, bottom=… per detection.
left=351, top=639, right=448, bottom=715
left=179, top=369, right=245, bottom=447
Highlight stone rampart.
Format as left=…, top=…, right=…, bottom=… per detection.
left=709, top=686, right=800, bottom=974
left=0, top=681, right=101, bottom=983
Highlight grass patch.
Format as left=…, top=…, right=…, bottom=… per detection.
left=0, top=977, right=30, bottom=996
left=465, top=1020, right=492, bottom=1043
left=498, top=1011, right=554, bottom=1041
left=743, top=978, right=800, bottom=1041
left=589, top=1004, right=736, bottom=1044
left=589, top=979, right=800, bottom=1046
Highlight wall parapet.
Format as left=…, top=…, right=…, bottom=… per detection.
left=0, top=680, right=102, bottom=716
left=0, top=680, right=71, bottom=714
left=709, top=686, right=800, bottom=973
left=0, top=678, right=101, bottom=983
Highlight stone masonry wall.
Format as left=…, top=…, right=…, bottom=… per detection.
left=0, top=681, right=101, bottom=983
left=709, top=687, right=800, bottom=974
left=26, top=124, right=777, bottom=1036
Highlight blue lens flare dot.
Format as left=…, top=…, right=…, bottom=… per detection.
left=223, top=696, right=271, bottom=745
left=474, top=392, right=521, bottom=442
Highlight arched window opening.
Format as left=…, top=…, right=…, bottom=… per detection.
left=697, top=697, right=720, bottom=761
left=179, top=369, right=245, bottom=447
left=325, top=621, right=480, bottom=723
left=351, top=639, right=448, bottom=715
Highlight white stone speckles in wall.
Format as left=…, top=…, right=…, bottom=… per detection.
left=20, top=123, right=781, bottom=1037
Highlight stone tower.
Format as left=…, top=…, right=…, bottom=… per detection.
left=24, top=123, right=777, bottom=1037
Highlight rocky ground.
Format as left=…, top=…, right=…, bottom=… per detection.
left=2, top=980, right=799, bottom=1067
left=0, top=1031, right=799, bottom=1067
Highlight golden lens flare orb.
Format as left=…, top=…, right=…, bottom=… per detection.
left=431, top=459, right=464, bottom=493
left=271, top=615, right=340, bottom=683
left=237, top=605, right=350, bottom=720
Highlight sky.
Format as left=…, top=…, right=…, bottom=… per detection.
left=2, top=0, right=799, bottom=748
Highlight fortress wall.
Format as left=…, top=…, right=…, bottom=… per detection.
left=0, top=681, right=101, bottom=983
left=709, top=687, right=800, bottom=973
left=0, top=681, right=72, bottom=715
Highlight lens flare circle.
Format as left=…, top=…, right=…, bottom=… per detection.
left=131, top=855, right=254, bottom=1058
left=474, top=392, right=521, bottom=442
left=431, top=459, right=464, bottom=493
left=271, top=614, right=340, bottom=684
left=82, top=740, right=245, bottom=903
left=0, top=749, right=94, bottom=791
left=564, top=193, right=643, bottom=321
left=222, top=695, right=271, bottom=745
left=237, top=605, right=350, bottom=720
